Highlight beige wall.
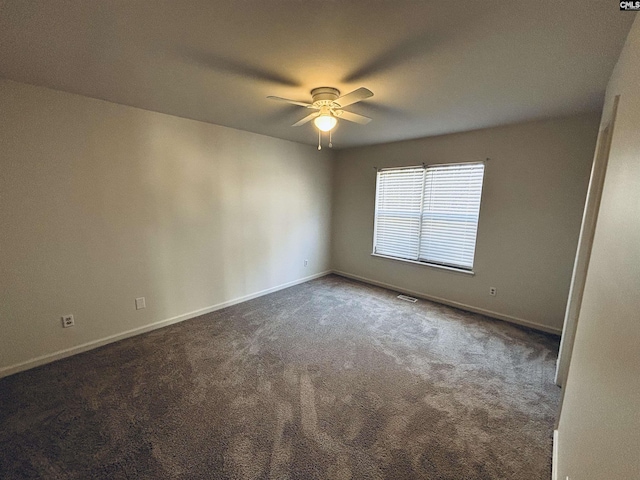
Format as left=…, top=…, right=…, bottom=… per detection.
left=556, top=15, right=640, bottom=479
left=332, top=114, right=600, bottom=333
left=0, top=79, right=333, bottom=376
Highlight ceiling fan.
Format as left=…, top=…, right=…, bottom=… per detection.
left=267, top=87, right=373, bottom=149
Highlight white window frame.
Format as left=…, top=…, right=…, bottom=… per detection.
left=372, top=161, right=485, bottom=274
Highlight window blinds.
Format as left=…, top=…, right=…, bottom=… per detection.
left=373, top=162, right=485, bottom=270
left=374, top=167, right=424, bottom=261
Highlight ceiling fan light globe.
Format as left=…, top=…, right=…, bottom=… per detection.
left=314, top=115, right=337, bottom=132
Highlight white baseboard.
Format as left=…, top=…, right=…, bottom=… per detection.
left=552, top=429, right=559, bottom=480
left=0, top=270, right=331, bottom=379
left=332, top=270, right=562, bottom=336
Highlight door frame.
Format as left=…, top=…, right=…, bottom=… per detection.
left=555, top=95, right=619, bottom=387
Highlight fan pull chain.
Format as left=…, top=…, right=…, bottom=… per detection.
left=329, top=130, right=333, bottom=148
left=318, top=130, right=322, bottom=150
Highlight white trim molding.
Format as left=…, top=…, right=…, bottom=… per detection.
left=552, top=429, right=559, bottom=480
left=371, top=253, right=475, bottom=275
left=0, top=271, right=332, bottom=379
left=332, top=269, right=562, bottom=336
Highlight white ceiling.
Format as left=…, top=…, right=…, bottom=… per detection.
left=0, top=1, right=634, bottom=148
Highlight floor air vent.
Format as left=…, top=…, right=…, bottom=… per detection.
left=397, top=294, right=418, bottom=303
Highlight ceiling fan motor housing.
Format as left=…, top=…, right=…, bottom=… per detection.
left=311, top=87, right=341, bottom=107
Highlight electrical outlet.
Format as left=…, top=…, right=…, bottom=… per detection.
left=135, top=297, right=146, bottom=310
left=489, top=287, right=497, bottom=296
left=304, top=259, right=308, bottom=267
left=61, top=315, right=74, bottom=328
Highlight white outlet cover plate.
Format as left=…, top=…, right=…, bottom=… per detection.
left=135, top=297, right=146, bottom=310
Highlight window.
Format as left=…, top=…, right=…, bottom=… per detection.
left=373, top=162, right=485, bottom=271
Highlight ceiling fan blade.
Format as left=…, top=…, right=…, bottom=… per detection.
left=267, top=96, right=312, bottom=108
left=334, top=87, right=374, bottom=108
left=292, top=112, right=318, bottom=127
left=337, top=110, right=372, bottom=125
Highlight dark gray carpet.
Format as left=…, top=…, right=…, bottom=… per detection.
left=0, top=274, right=560, bottom=479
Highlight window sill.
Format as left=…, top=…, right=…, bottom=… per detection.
left=371, top=253, right=475, bottom=276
